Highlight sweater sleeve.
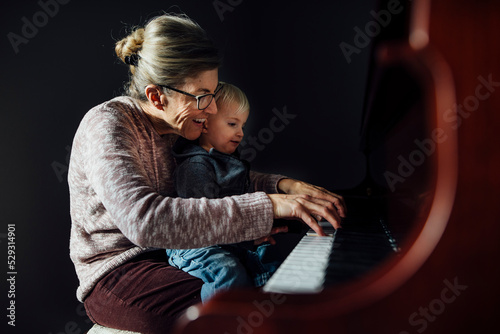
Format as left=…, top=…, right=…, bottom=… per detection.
left=249, top=170, right=287, bottom=194
left=77, top=106, right=273, bottom=249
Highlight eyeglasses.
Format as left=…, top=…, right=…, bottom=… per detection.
left=157, top=82, right=223, bottom=110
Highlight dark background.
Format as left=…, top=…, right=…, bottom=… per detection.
left=0, top=0, right=376, bottom=333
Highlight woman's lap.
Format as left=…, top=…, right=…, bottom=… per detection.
left=84, top=250, right=203, bottom=334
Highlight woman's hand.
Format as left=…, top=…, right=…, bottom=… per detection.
left=278, top=178, right=346, bottom=217
left=270, top=178, right=347, bottom=235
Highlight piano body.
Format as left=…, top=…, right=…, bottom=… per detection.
left=175, top=0, right=500, bottom=333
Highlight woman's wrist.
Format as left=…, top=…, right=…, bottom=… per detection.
left=277, top=178, right=295, bottom=194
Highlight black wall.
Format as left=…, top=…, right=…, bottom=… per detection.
left=1, top=0, right=377, bottom=332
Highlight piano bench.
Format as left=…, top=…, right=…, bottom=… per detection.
left=85, top=324, right=141, bottom=334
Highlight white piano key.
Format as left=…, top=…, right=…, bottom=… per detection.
left=262, top=227, right=336, bottom=294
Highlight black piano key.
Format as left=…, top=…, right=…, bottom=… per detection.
left=323, top=217, right=397, bottom=286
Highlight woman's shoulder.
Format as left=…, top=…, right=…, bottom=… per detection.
left=84, top=96, right=140, bottom=122
left=72, top=96, right=152, bottom=151
left=77, top=96, right=148, bottom=134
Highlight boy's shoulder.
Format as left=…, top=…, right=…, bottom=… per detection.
left=173, top=138, right=208, bottom=158
left=173, top=138, right=216, bottom=174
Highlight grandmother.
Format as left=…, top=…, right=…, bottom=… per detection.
left=68, top=13, right=345, bottom=334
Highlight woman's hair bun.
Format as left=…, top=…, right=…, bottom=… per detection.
left=115, top=28, right=145, bottom=66
left=116, top=14, right=221, bottom=100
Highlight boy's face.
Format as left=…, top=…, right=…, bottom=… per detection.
left=200, top=100, right=249, bottom=154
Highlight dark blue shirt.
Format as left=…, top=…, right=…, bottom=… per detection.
left=173, top=137, right=251, bottom=199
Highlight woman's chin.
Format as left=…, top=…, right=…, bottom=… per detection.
left=184, top=130, right=202, bottom=141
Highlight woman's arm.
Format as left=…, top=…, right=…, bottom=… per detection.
left=75, top=105, right=273, bottom=249
left=249, top=170, right=287, bottom=194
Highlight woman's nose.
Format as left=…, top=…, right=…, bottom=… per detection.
left=205, top=100, right=217, bottom=115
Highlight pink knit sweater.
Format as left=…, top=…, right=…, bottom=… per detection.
left=68, top=96, right=282, bottom=301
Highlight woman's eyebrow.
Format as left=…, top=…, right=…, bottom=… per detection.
left=196, top=86, right=217, bottom=94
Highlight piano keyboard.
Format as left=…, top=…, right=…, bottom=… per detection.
left=262, top=221, right=335, bottom=294
left=263, top=218, right=398, bottom=294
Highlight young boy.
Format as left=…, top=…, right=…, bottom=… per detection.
left=166, top=83, right=284, bottom=302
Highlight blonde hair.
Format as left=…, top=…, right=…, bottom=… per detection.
left=115, top=14, right=221, bottom=100
left=215, top=82, right=250, bottom=115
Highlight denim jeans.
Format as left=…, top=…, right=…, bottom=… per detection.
left=166, top=243, right=280, bottom=302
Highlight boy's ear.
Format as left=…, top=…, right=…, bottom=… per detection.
left=144, top=85, right=167, bottom=111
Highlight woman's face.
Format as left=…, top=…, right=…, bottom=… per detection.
left=161, top=69, right=219, bottom=140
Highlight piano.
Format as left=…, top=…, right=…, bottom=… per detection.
left=263, top=215, right=400, bottom=295
left=174, top=0, right=500, bottom=333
